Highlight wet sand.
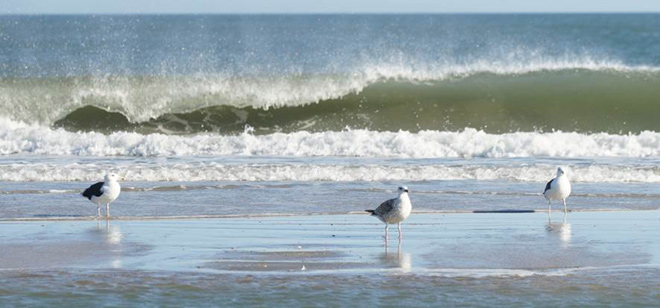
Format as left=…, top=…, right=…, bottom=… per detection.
left=1, top=211, right=658, bottom=273
left=0, top=211, right=658, bottom=306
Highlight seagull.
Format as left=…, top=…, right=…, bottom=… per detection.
left=366, top=186, right=412, bottom=240
left=82, top=173, right=121, bottom=218
left=543, top=167, right=572, bottom=215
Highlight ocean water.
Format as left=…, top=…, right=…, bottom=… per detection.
left=1, top=14, right=660, bottom=215
left=2, top=14, right=660, bottom=307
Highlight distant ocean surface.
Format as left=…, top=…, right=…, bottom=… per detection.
left=1, top=14, right=659, bottom=217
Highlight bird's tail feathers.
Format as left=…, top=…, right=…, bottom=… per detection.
left=365, top=210, right=375, bottom=215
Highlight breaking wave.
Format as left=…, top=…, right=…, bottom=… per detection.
left=1, top=118, right=659, bottom=158
left=1, top=64, right=659, bottom=134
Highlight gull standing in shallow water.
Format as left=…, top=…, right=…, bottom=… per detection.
left=366, top=186, right=412, bottom=240
left=543, top=167, right=572, bottom=216
left=82, top=173, right=121, bottom=218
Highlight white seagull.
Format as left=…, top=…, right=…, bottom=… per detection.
left=82, top=173, right=121, bottom=218
left=543, top=167, right=572, bottom=215
left=366, top=186, right=412, bottom=240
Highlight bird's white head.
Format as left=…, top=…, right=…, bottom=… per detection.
left=105, top=172, right=120, bottom=182
left=398, top=186, right=410, bottom=195
left=557, top=167, right=566, bottom=177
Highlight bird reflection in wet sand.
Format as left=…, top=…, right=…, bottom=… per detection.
left=380, top=239, right=412, bottom=272
left=103, top=220, right=122, bottom=245
left=546, top=214, right=572, bottom=249
left=90, top=220, right=124, bottom=268
left=92, top=220, right=123, bottom=244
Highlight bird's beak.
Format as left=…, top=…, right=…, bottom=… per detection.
left=404, top=189, right=409, bottom=193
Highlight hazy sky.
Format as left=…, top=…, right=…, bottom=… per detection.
left=2, top=0, right=660, bottom=14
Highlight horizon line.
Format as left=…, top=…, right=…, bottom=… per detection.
left=1, top=11, right=660, bottom=16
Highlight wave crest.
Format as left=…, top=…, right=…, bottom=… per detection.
left=1, top=61, right=659, bottom=130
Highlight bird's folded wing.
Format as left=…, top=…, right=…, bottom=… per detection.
left=373, top=198, right=396, bottom=216
left=543, top=180, right=553, bottom=193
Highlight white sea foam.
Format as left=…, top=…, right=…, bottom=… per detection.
left=0, top=160, right=658, bottom=183
left=1, top=118, right=659, bottom=158
left=422, top=267, right=581, bottom=278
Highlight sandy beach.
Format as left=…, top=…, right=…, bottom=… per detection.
left=1, top=211, right=658, bottom=306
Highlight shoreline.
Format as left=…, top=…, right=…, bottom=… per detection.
left=0, top=208, right=653, bottom=222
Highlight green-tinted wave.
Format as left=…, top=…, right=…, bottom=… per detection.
left=53, top=70, right=660, bottom=134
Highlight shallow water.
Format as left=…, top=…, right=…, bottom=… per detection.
left=1, top=268, right=658, bottom=307
left=2, top=179, right=659, bottom=219
left=1, top=155, right=659, bottom=219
